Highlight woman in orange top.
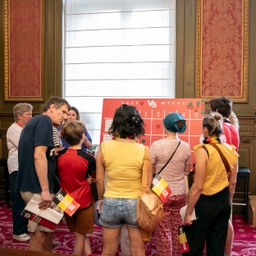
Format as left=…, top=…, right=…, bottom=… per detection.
left=184, top=113, right=239, bottom=256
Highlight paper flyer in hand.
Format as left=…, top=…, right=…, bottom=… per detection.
left=52, top=189, right=80, bottom=216
left=24, top=194, right=63, bottom=225
left=151, top=174, right=172, bottom=203
left=20, top=209, right=57, bottom=230
left=180, top=204, right=197, bottom=222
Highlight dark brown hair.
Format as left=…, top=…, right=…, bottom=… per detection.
left=108, top=104, right=145, bottom=138
left=208, top=97, right=232, bottom=118
left=69, top=106, right=80, bottom=120
left=40, top=96, right=70, bottom=113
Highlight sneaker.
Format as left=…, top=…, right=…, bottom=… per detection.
left=12, top=233, right=30, bottom=242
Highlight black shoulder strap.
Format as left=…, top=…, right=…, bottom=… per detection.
left=157, top=140, right=181, bottom=175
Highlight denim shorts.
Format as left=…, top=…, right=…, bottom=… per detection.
left=99, top=197, right=139, bottom=228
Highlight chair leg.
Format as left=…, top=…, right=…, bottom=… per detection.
left=245, top=178, right=249, bottom=224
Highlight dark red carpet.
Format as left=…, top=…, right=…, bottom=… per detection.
left=0, top=203, right=255, bottom=255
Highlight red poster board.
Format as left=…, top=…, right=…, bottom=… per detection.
left=100, top=98, right=205, bottom=163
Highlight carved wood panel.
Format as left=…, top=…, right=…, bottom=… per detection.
left=237, top=115, right=256, bottom=194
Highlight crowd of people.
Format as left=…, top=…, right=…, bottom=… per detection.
left=6, top=96, right=240, bottom=256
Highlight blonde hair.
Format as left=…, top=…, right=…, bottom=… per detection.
left=229, top=111, right=239, bottom=130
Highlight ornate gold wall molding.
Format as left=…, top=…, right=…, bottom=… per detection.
left=4, top=0, right=45, bottom=102
left=196, top=0, right=248, bottom=102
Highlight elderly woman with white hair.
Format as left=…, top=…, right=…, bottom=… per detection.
left=6, top=103, right=33, bottom=242
left=150, top=112, right=191, bottom=256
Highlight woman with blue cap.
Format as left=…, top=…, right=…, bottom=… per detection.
left=150, top=112, right=191, bottom=256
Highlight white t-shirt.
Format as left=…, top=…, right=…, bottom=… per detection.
left=7, top=122, right=22, bottom=174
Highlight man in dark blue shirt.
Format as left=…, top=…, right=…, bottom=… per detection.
left=16, top=96, right=70, bottom=252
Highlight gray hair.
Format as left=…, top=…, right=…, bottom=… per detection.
left=40, top=96, right=70, bottom=113
left=13, top=103, right=33, bottom=121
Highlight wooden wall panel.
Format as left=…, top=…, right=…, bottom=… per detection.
left=238, top=115, right=256, bottom=194
left=0, top=0, right=62, bottom=199
left=0, top=116, right=11, bottom=199
left=196, top=0, right=248, bottom=102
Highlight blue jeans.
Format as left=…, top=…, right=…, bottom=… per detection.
left=99, top=197, right=139, bottom=228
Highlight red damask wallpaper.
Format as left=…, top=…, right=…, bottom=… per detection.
left=197, top=0, right=247, bottom=102
left=5, top=0, right=43, bottom=101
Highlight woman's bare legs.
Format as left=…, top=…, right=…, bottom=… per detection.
left=126, top=226, right=145, bottom=256
left=102, top=227, right=121, bottom=256
left=224, top=220, right=234, bottom=256
left=120, top=225, right=131, bottom=256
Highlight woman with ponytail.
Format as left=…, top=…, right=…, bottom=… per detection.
left=184, top=113, right=239, bottom=256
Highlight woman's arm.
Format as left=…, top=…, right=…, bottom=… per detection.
left=96, top=145, right=105, bottom=201
left=147, top=159, right=153, bottom=186
left=84, top=130, right=92, bottom=149
left=184, top=163, right=191, bottom=176
left=229, top=160, right=238, bottom=201
left=184, top=147, right=208, bottom=225
left=85, top=130, right=92, bottom=143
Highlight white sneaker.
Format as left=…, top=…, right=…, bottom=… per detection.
left=12, top=233, right=30, bottom=242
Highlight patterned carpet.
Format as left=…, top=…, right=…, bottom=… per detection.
left=0, top=203, right=256, bottom=255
